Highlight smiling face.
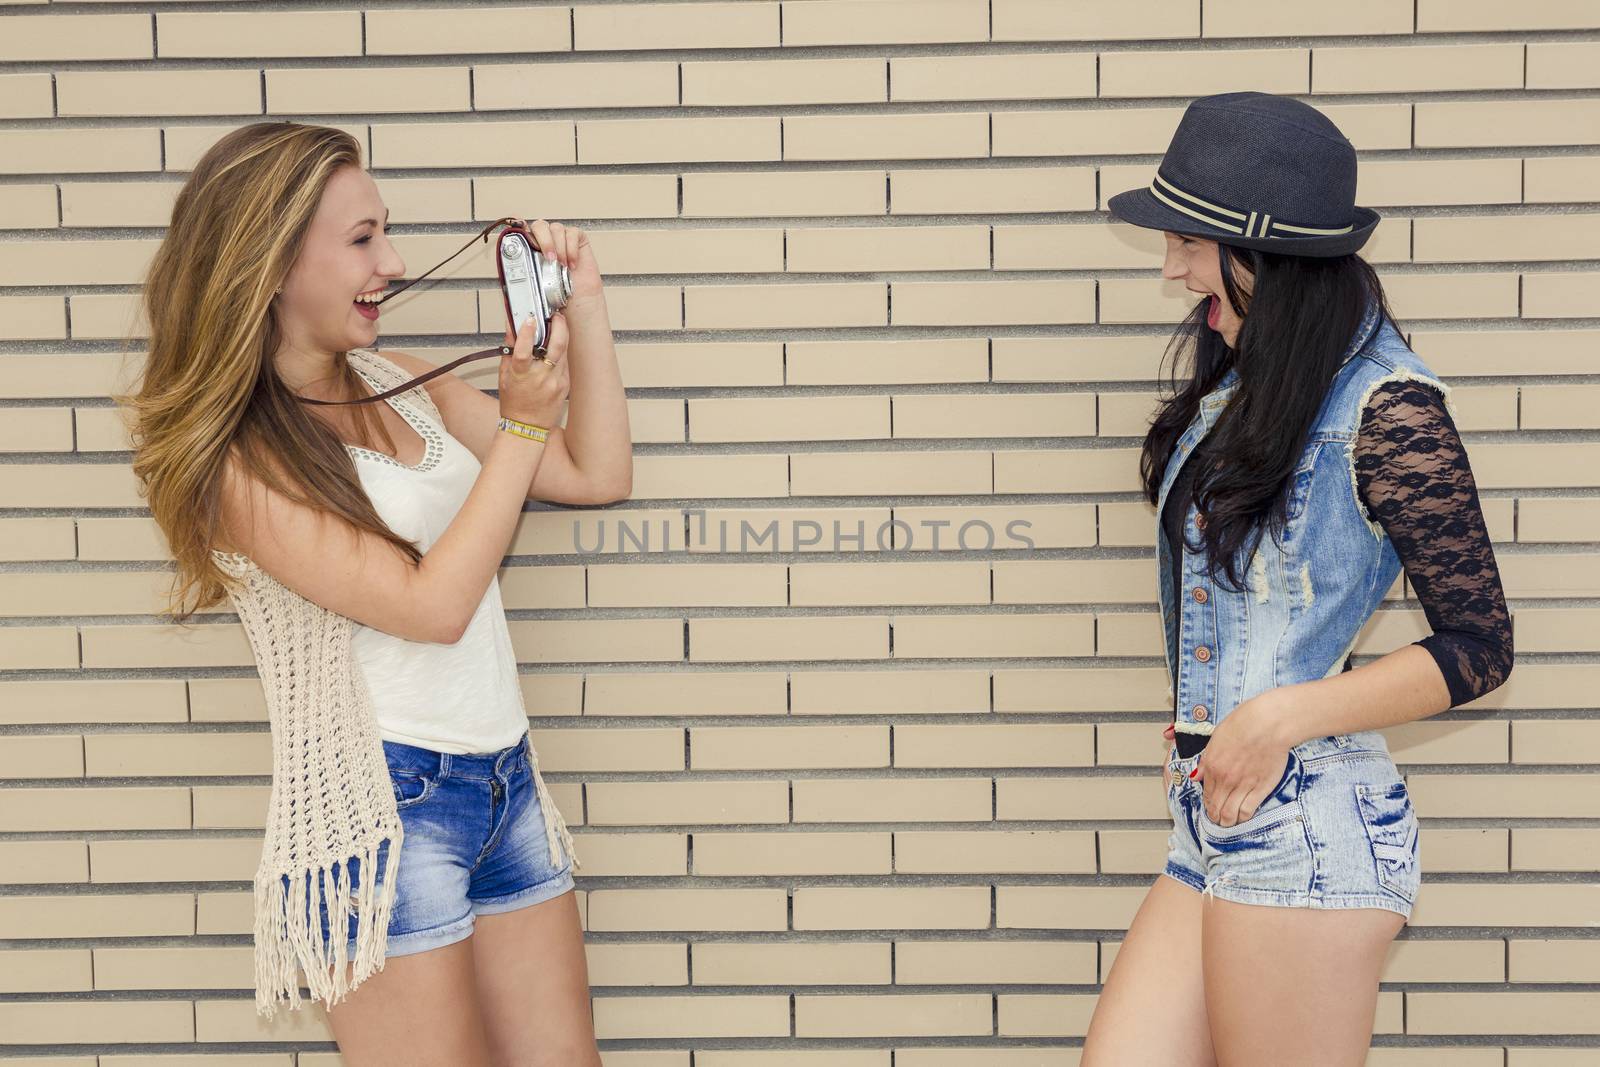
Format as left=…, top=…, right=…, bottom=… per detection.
left=1161, top=231, right=1254, bottom=348
left=274, top=164, right=405, bottom=360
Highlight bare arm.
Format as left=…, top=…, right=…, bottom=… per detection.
left=532, top=220, right=631, bottom=500
left=382, top=332, right=631, bottom=507
left=218, top=429, right=548, bottom=645
left=551, top=292, right=632, bottom=501
left=217, top=248, right=573, bottom=644
left=393, top=218, right=631, bottom=505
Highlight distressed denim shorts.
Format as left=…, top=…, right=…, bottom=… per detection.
left=289, top=731, right=576, bottom=960
left=1162, top=729, right=1421, bottom=918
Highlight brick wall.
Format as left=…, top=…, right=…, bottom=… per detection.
left=2, top=0, right=1598, bottom=1062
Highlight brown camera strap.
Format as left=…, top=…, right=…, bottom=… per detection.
left=298, top=344, right=516, bottom=408
left=297, top=216, right=546, bottom=408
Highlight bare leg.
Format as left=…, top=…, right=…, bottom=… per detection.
left=1203, top=898, right=1404, bottom=1067
left=324, top=936, right=493, bottom=1067
left=472, top=889, right=602, bottom=1067
left=1081, top=873, right=1217, bottom=1067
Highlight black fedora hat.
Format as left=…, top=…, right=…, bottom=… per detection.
left=1107, top=91, right=1379, bottom=258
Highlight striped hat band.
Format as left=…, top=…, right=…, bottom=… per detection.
left=1148, top=172, right=1355, bottom=240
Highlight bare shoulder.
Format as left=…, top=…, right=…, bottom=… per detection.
left=370, top=348, right=450, bottom=402
left=209, top=439, right=454, bottom=643
left=212, top=445, right=273, bottom=557
left=372, top=348, right=497, bottom=438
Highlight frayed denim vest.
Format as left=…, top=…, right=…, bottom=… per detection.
left=1158, top=301, right=1453, bottom=743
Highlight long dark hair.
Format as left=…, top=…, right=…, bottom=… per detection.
left=1140, top=243, right=1396, bottom=592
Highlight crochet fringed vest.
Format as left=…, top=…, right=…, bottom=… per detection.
left=211, top=347, right=579, bottom=1018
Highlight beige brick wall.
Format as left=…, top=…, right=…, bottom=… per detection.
left=1, top=0, right=1597, bottom=1061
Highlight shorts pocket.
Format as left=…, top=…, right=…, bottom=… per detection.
left=1197, top=752, right=1302, bottom=842
left=391, top=769, right=435, bottom=810
left=1356, top=780, right=1419, bottom=903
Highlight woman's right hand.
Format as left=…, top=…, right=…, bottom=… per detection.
left=498, top=311, right=569, bottom=430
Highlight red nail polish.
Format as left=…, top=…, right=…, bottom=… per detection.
left=1189, top=768, right=1199, bottom=779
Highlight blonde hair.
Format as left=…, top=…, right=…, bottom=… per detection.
left=118, top=121, right=421, bottom=626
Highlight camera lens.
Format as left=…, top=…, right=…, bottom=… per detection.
left=541, top=253, right=571, bottom=311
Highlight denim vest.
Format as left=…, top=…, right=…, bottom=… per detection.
left=1157, top=301, right=1452, bottom=740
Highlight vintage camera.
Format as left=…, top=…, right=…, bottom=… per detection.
left=496, top=225, right=572, bottom=352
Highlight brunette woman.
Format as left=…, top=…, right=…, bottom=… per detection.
left=1081, top=93, right=1513, bottom=1065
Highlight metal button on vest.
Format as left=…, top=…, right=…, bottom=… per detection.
left=1193, top=704, right=1209, bottom=722
left=1192, top=587, right=1208, bottom=603
left=1195, top=645, right=1212, bottom=662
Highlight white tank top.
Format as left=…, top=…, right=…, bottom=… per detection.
left=343, top=352, right=530, bottom=756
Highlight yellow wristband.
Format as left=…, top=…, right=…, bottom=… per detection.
left=498, top=416, right=549, bottom=443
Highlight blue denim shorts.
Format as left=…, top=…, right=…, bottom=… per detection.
left=1162, top=730, right=1421, bottom=917
left=290, top=731, right=576, bottom=960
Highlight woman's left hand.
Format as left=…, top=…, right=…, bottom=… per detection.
left=510, top=217, right=605, bottom=313
left=1192, top=690, right=1297, bottom=827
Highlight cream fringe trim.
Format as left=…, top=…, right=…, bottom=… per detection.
left=253, top=824, right=405, bottom=1019
left=531, top=752, right=582, bottom=875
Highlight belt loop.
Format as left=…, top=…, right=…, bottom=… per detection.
left=439, top=752, right=453, bottom=779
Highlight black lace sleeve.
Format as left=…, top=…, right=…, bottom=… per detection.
left=1354, top=378, right=1514, bottom=708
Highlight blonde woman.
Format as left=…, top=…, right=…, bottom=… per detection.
left=126, top=122, right=629, bottom=1065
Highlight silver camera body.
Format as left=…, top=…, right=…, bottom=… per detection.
left=496, top=228, right=572, bottom=352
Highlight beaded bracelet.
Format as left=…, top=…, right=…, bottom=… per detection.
left=498, top=416, right=550, bottom=443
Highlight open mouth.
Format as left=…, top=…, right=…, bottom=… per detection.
left=354, top=292, right=383, bottom=320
